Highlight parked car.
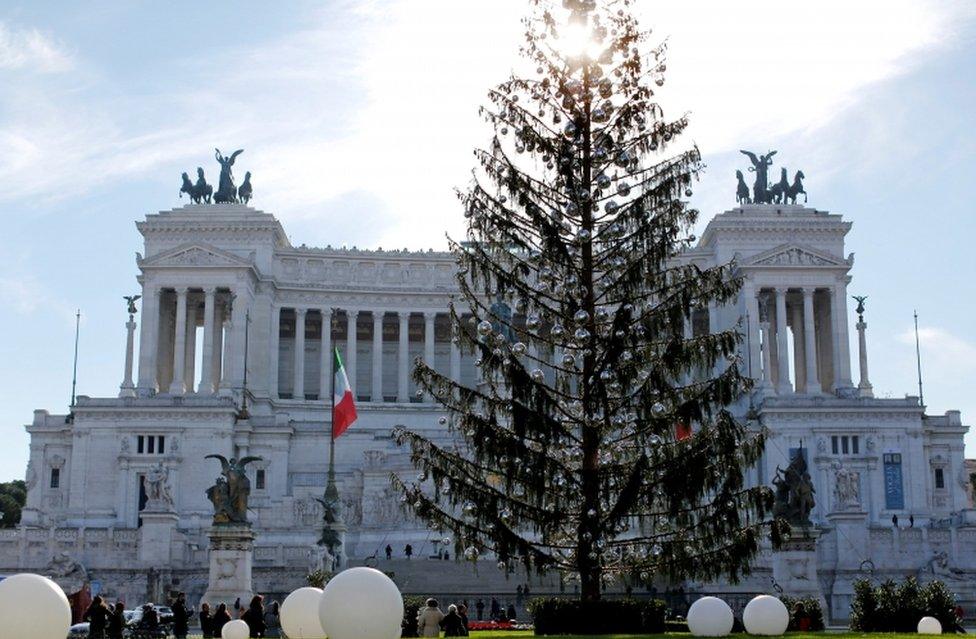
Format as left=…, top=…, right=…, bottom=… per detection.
left=67, top=622, right=89, bottom=638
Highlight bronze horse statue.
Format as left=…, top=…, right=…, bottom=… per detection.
left=179, top=167, right=213, bottom=204
left=786, top=170, right=807, bottom=204
left=735, top=170, right=751, bottom=204
left=238, top=171, right=253, bottom=205
left=768, top=167, right=790, bottom=204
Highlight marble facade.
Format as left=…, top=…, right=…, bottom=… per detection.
left=3, top=202, right=973, bottom=620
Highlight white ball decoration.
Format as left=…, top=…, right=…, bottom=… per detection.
left=222, top=619, right=250, bottom=639
left=318, top=567, right=404, bottom=639
left=918, top=616, right=943, bottom=635
left=687, top=596, right=734, bottom=637
left=281, top=587, right=326, bottom=639
left=743, top=595, right=790, bottom=636
left=0, top=573, right=71, bottom=639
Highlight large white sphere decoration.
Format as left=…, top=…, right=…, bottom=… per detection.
left=318, top=567, right=404, bottom=639
left=0, top=572, right=71, bottom=639
left=687, top=596, right=735, bottom=637
left=918, top=616, right=943, bottom=635
left=221, top=619, right=250, bottom=639
left=743, top=595, right=790, bottom=636
left=281, top=587, right=326, bottom=639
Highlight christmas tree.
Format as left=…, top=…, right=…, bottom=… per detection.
left=393, top=0, right=784, bottom=601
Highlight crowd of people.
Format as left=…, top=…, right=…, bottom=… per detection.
left=414, top=591, right=527, bottom=637
left=83, top=593, right=281, bottom=638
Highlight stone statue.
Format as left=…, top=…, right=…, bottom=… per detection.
left=489, top=293, right=515, bottom=343
left=735, top=170, right=751, bottom=204
left=45, top=552, right=89, bottom=594
left=740, top=150, right=777, bottom=204
left=852, top=295, right=868, bottom=322
left=238, top=171, right=253, bottom=204
left=772, top=446, right=816, bottom=525
left=123, top=294, right=141, bottom=316
left=179, top=168, right=213, bottom=204
left=831, top=461, right=860, bottom=511
left=918, top=550, right=967, bottom=582
left=314, top=493, right=344, bottom=570
left=145, top=462, right=175, bottom=509
left=205, top=454, right=262, bottom=525
left=214, top=148, right=244, bottom=203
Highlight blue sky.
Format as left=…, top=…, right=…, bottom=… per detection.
left=0, top=1, right=974, bottom=482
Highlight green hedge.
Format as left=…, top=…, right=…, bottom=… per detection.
left=850, top=577, right=961, bottom=633
left=528, top=597, right=666, bottom=635
left=780, top=595, right=825, bottom=631
left=401, top=596, right=428, bottom=637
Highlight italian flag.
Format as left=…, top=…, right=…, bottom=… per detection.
left=332, top=348, right=357, bottom=438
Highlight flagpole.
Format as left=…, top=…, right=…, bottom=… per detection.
left=914, top=310, right=924, bottom=407
left=326, top=308, right=339, bottom=503
left=70, top=309, right=81, bottom=409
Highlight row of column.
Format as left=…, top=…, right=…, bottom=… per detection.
left=134, top=286, right=245, bottom=397
left=748, top=284, right=853, bottom=395
left=272, top=308, right=463, bottom=403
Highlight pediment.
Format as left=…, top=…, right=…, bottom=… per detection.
left=139, top=243, right=252, bottom=268
left=742, top=243, right=849, bottom=268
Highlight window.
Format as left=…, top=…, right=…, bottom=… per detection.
left=841, top=436, right=849, bottom=455
left=852, top=436, right=860, bottom=455
left=935, top=468, right=945, bottom=489
left=256, top=469, right=266, bottom=491
left=831, top=436, right=839, bottom=455
left=831, top=434, right=861, bottom=456
left=136, top=435, right=165, bottom=455
left=50, top=468, right=60, bottom=489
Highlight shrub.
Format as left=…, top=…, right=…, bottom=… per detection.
left=780, top=595, right=825, bottom=631
left=528, top=597, right=666, bottom=635
left=849, top=576, right=961, bottom=632
left=401, top=596, right=428, bottom=638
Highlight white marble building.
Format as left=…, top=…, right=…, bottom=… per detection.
left=3, top=202, right=973, bottom=618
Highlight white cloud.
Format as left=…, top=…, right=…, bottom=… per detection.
left=897, top=326, right=976, bottom=373
left=0, top=22, right=72, bottom=73
left=0, top=0, right=973, bottom=249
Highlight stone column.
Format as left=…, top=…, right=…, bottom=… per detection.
left=168, top=287, right=189, bottom=395
left=397, top=311, right=410, bottom=402
left=183, top=294, right=197, bottom=393
left=212, top=299, right=225, bottom=393
left=137, top=286, right=161, bottom=395
left=319, top=309, right=333, bottom=400
left=269, top=305, right=281, bottom=399
left=423, top=312, right=437, bottom=401
left=199, top=288, right=218, bottom=394
left=831, top=283, right=854, bottom=391
left=856, top=317, right=873, bottom=398
left=294, top=308, right=307, bottom=400
left=345, top=310, right=359, bottom=397
left=743, top=281, right=762, bottom=384
left=119, top=311, right=137, bottom=398
left=758, top=291, right=774, bottom=392
left=218, top=309, right=232, bottom=395
left=803, top=287, right=821, bottom=394
left=229, top=292, right=248, bottom=392
left=372, top=311, right=384, bottom=402
left=450, top=321, right=461, bottom=383
left=791, top=299, right=806, bottom=391
left=774, top=287, right=792, bottom=394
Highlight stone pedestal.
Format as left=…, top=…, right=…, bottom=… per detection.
left=772, top=527, right=825, bottom=605
left=138, top=508, right=179, bottom=565
left=201, top=525, right=255, bottom=607
left=825, top=510, right=869, bottom=623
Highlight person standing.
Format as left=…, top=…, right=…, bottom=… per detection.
left=264, top=601, right=281, bottom=638
left=405, top=544, right=414, bottom=559
left=475, top=599, right=484, bottom=621
left=84, top=596, right=111, bottom=639
left=107, top=602, right=126, bottom=639
left=385, top=544, right=393, bottom=560
left=416, top=598, right=445, bottom=637
left=172, top=592, right=192, bottom=639
left=242, top=594, right=267, bottom=638
left=213, top=603, right=232, bottom=637
left=490, top=597, right=500, bottom=621
left=506, top=603, right=517, bottom=621
left=442, top=604, right=466, bottom=637
left=457, top=604, right=470, bottom=635
left=199, top=602, right=214, bottom=639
